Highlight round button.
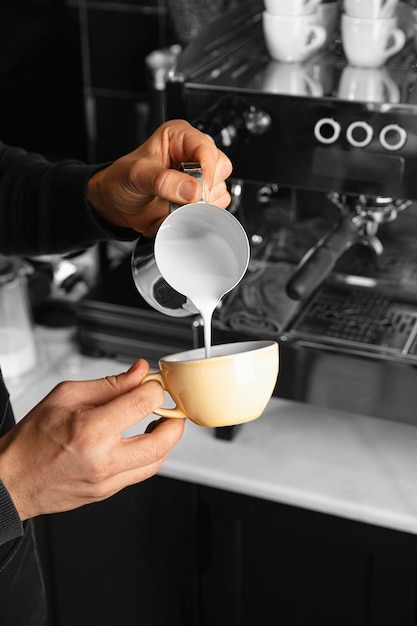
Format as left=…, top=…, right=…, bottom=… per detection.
left=346, top=121, right=374, bottom=148
left=314, top=118, right=341, bottom=144
left=379, top=124, right=407, bottom=151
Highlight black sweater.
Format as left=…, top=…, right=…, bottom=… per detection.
left=0, top=142, right=137, bottom=547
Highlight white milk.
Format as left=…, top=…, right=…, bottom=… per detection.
left=156, top=231, right=243, bottom=358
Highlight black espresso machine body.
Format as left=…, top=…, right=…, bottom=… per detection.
left=77, top=0, right=417, bottom=429
left=165, top=0, right=417, bottom=199
left=163, top=0, right=417, bottom=426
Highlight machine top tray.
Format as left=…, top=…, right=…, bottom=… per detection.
left=174, top=1, right=417, bottom=109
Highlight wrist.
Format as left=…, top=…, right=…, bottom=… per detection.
left=87, top=169, right=138, bottom=239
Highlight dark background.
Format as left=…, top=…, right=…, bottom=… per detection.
left=0, top=0, right=87, bottom=160
left=0, top=0, right=177, bottom=163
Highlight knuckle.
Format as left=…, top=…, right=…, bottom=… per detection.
left=79, top=447, right=113, bottom=486
left=103, top=374, right=119, bottom=389
left=134, top=440, right=167, bottom=469
left=51, top=380, right=79, bottom=402
left=153, top=169, right=171, bottom=198
left=135, top=381, right=165, bottom=416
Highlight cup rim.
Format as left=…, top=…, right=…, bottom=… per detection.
left=263, top=10, right=317, bottom=20
left=160, top=340, right=278, bottom=363
left=342, top=13, right=397, bottom=22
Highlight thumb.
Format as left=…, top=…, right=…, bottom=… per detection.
left=150, top=168, right=203, bottom=206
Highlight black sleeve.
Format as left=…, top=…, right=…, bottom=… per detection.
left=0, top=480, right=23, bottom=546
left=0, top=142, right=137, bottom=257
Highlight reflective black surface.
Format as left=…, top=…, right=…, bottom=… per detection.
left=167, top=1, right=417, bottom=199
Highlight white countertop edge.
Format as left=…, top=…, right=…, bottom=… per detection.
left=160, top=457, right=417, bottom=535
left=10, top=328, right=417, bottom=537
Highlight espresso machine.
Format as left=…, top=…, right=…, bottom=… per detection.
left=77, top=0, right=417, bottom=429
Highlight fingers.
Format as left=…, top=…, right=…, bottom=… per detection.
left=144, top=119, right=232, bottom=205
left=166, top=120, right=233, bottom=195
left=205, top=179, right=231, bottom=208
left=150, top=160, right=231, bottom=209
left=56, top=359, right=152, bottom=409
left=83, top=376, right=166, bottom=434
left=121, top=417, right=185, bottom=471
left=1, top=361, right=185, bottom=520
left=92, top=418, right=185, bottom=491
left=87, top=118, right=233, bottom=235
left=48, top=359, right=166, bottom=435
left=152, top=168, right=204, bottom=206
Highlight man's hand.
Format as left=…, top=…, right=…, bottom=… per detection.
left=0, top=359, right=184, bottom=520
left=87, top=119, right=233, bottom=236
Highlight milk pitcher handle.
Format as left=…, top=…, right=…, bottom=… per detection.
left=171, top=162, right=205, bottom=210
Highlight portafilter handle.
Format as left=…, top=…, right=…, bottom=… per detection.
left=286, top=216, right=359, bottom=301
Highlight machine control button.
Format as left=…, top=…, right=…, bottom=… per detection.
left=379, top=124, right=407, bottom=151
left=314, top=117, right=341, bottom=144
left=243, top=107, right=271, bottom=135
left=346, top=121, right=374, bottom=148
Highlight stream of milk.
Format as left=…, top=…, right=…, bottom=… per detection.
left=156, top=231, right=244, bottom=358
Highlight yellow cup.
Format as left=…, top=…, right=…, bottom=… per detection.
left=142, top=340, right=279, bottom=427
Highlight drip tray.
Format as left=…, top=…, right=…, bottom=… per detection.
left=288, top=283, right=417, bottom=363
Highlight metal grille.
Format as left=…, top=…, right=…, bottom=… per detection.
left=290, top=285, right=417, bottom=356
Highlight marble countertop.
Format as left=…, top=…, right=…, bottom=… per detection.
left=9, top=327, right=417, bottom=536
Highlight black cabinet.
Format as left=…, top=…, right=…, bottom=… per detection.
left=197, top=486, right=417, bottom=626
left=36, top=477, right=417, bottom=626
left=37, top=476, right=198, bottom=626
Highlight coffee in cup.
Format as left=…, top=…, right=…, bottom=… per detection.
left=141, top=340, right=279, bottom=427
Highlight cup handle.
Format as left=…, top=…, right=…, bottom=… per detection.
left=305, top=0, right=321, bottom=11
left=381, top=74, right=400, bottom=103
left=141, top=371, right=187, bottom=419
left=384, top=28, right=406, bottom=60
left=383, top=0, right=398, bottom=17
left=303, top=73, right=323, bottom=97
left=304, top=25, right=327, bottom=54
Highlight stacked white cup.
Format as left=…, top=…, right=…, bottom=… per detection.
left=262, top=0, right=327, bottom=63
left=341, top=0, right=405, bottom=68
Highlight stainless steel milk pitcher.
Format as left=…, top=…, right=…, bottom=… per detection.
left=131, top=163, right=203, bottom=317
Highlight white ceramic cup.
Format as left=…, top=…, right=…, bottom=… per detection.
left=264, top=0, right=321, bottom=16
left=263, top=12, right=327, bottom=62
left=141, top=340, right=279, bottom=427
left=338, top=65, right=400, bottom=102
left=341, top=14, right=406, bottom=68
left=262, top=61, right=323, bottom=96
left=344, top=0, right=399, bottom=19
